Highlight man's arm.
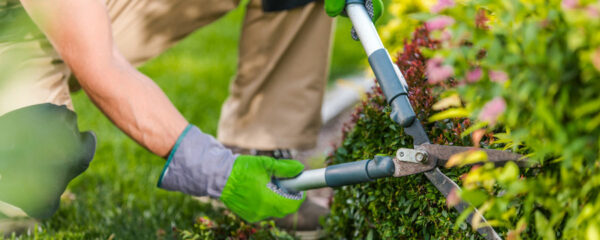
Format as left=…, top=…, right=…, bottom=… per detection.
left=18, top=0, right=308, bottom=223
left=20, top=0, right=188, bottom=157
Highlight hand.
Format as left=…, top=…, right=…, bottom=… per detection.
left=157, top=125, right=304, bottom=222
left=220, top=155, right=305, bottom=222
left=325, top=0, right=384, bottom=23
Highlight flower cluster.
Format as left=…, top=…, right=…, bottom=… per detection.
left=382, top=0, right=600, bottom=238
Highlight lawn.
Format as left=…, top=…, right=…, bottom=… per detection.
left=8, top=4, right=370, bottom=240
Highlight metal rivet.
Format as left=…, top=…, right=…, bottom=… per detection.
left=415, top=152, right=427, bottom=163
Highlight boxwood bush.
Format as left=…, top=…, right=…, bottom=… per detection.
left=419, top=0, right=600, bottom=239
left=323, top=27, right=488, bottom=239
left=326, top=0, right=600, bottom=239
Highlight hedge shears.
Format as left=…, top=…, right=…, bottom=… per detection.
left=275, top=1, right=534, bottom=239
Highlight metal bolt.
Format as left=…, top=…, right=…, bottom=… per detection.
left=415, top=152, right=428, bottom=163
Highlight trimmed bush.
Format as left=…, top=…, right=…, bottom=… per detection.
left=323, top=27, right=487, bottom=239
left=326, top=0, right=600, bottom=238
left=418, top=1, right=600, bottom=239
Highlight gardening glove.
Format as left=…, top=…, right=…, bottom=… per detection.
left=220, top=155, right=305, bottom=222
left=157, top=125, right=305, bottom=222
left=325, top=0, right=384, bottom=40
left=0, top=104, right=96, bottom=219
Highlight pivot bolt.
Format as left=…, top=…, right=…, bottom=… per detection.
left=415, top=152, right=428, bottom=163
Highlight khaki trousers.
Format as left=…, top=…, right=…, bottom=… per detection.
left=0, top=0, right=333, bottom=150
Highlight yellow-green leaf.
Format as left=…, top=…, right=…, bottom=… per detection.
left=433, top=94, right=462, bottom=110
left=429, top=108, right=470, bottom=122
left=587, top=223, right=600, bottom=240
left=445, top=150, right=488, bottom=167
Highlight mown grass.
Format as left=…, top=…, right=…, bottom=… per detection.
left=7, top=4, right=368, bottom=240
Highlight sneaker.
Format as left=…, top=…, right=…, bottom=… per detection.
left=273, top=199, right=328, bottom=239
left=0, top=200, right=37, bottom=237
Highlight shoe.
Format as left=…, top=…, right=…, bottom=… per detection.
left=273, top=199, right=328, bottom=238
left=0, top=200, right=37, bottom=237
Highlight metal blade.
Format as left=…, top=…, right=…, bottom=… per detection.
left=404, top=119, right=430, bottom=146
left=421, top=144, right=535, bottom=168
left=424, top=168, right=502, bottom=240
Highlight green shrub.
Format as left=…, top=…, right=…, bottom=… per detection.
left=362, top=0, right=600, bottom=238
left=323, top=27, right=488, bottom=239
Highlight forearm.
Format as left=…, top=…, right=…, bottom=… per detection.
left=19, top=0, right=187, bottom=157
left=78, top=53, right=188, bottom=157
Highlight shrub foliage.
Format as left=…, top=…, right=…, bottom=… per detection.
left=323, top=27, right=487, bottom=239
left=327, top=0, right=600, bottom=239
left=421, top=1, right=600, bottom=239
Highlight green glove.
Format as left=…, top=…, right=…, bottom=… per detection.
left=220, top=155, right=305, bottom=222
left=325, top=0, right=384, bottom=23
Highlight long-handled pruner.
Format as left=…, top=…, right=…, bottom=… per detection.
left=274, top=1, right=536, bottom=239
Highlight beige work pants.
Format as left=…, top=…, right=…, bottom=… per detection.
left=0, top=0, right=333, bottom=150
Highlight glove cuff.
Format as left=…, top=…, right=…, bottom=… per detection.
left=157, top=124, right=237, bottom=198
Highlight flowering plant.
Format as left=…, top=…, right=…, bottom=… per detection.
left=323, top=27, right=490, bottom=239
left=326, top=0, right=599, bottom=238
left=387, top=0, right=600, bottom=238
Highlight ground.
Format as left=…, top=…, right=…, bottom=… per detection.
left=9, top=4, right=370, bottom=239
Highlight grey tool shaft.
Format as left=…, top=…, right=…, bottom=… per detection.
left=277, top=3, right=504, bottom=240
left=347, top=2, right=416, bottom=127
left=277, top=156, right=395, bottom=193
left=346, top=2, right=384, bottom=55
left=277, top=168, right=327, bottom=192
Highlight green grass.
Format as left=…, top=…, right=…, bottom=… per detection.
left=7, top=5, right=368, bottom=240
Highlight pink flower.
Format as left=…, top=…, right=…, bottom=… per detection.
left=588, top=6, right=600, bottom=18
left=561, top=0, right=579, bottom=9
left=425, top=16, right=456, bottom=31
left=446, top=188, right=461, bottom=207
left=489, top=70, right=508, bottom=83
left=466, top=68, right=483, bottom=83
left=426, top=58, right=454, bottom=84
left=478, top=97, right=506, bottom=125
left=593, top=48, right=600, bottom=72
left=441, top=29, right=453, bottom=42
left=431, top=0, right=455, bottom=13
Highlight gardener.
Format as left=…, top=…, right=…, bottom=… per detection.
left=0, top=0, right=382, bottom=234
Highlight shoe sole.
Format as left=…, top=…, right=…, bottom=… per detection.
left=0, top=200, right=37, bottom=237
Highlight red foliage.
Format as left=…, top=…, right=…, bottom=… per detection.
left=333, top=26, right=495, bottom=151
left=396, top=26, right=440, bottom=122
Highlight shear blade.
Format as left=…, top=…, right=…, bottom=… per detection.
left=424, top=168, right=502, bottom=240
left=421, top=144, right=535, bottom=168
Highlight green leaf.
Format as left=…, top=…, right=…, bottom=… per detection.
left=587, top=223, right=600, bottom=240
left=535, top=211, right=556, bottom=240
left=573, top=98, right=600, bottom=118
left=497, top=161, right=519, bottom=184
left=460, top=121, right=489, bottom=138
left=460, top=189, right=488, bottom=206
left=428, top=108, right=471, bottom=122
left=407, top=12, right=436, bottom=21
